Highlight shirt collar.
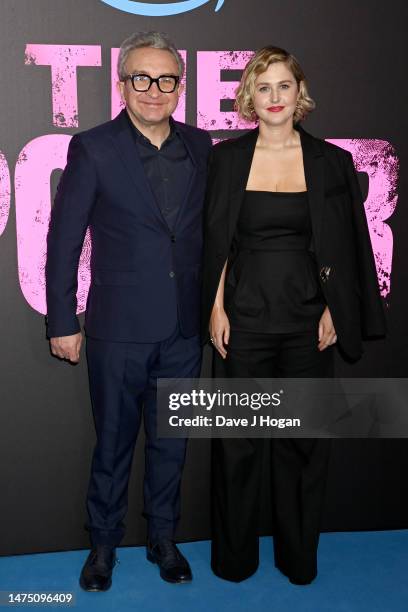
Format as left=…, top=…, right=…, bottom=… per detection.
left=125, top=110, right=178, bottom=147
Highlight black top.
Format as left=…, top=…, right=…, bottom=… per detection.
left=225, top=190, right=325, bottom=333
left=126, top=111, right=193, bottom=231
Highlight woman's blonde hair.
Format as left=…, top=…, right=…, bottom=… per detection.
left=235, top=46, right=315, bottom=123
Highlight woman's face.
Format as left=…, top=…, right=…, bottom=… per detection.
left=252, top=61, right=299, bottom=127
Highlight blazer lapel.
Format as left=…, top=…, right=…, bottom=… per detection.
left=297, top=125, right=325, bottom=255
left=228, top=128, right=259, bottom=241
left=171, top=123, right=197, bottom=229
left=109, top=110, right=168, bottom=228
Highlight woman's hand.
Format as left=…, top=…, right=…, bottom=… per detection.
left=318, top=306, right=337, bottom=351
left=210, top=305, right=230, bottom=359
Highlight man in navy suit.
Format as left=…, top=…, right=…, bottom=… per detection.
left=45, top=31, right=212, bottom=591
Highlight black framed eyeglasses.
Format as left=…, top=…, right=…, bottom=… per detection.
left=123, top=73, right=180, bottom=93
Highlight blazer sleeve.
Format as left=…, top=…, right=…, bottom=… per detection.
left=343, top=150, right=386, bottom=337
left=203, top=147, right=228, bottom=236
left=45, top=134, right=97, bottom=338
left=201, top=146, right=232, bottom=342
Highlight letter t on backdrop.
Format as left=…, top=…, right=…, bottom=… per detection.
left=25, top=44, right=102, bottom=128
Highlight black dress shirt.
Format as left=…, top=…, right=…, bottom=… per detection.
left=126, top=111, right=193, bottom=231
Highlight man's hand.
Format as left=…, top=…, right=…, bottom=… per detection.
left=318, top=306, right=337, bottom=351
left=50, top=332, right=83, bottom=363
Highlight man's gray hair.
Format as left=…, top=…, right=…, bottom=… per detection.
left=117, top=31, right=185, bottom=80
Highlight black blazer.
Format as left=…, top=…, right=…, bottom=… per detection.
left=46, top=109, right=212, bottom=342
left=201, top=125, right=386, bottom=360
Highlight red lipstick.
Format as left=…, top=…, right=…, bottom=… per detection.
left=267, top=106, right=284, bottom=112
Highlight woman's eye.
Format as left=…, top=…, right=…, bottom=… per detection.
left=280, top=83, right=290, bottom=89
left=259, top=86, right=270, bottom=93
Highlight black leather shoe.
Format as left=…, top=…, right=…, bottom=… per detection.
left=147, top=539, right=192, bottom=583
left=79, top=545, right=117, bottom=592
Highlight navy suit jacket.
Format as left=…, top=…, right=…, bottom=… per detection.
left=46, top=109, right=212, bottom=342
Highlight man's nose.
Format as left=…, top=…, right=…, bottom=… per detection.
left=147, top=82, right=161, bottom=97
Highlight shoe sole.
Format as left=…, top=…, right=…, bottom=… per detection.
left=79, top=577, right=112, bottom=592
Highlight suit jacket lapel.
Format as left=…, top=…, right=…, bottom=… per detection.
left=171, top=123, right=197, bottom=229
left=297, top=125, right=325, bottom=255
left=110, top=110, right=169, bottom=228
left=228, top=127, right=259, bottom=241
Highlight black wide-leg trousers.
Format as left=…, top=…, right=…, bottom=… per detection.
left=211, top=330, right=333, bottom=583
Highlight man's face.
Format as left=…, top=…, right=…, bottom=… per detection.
left=118, top=47, right=182, bottom=128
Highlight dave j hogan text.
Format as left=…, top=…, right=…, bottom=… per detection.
left=168, top=415, right=301, bottom=428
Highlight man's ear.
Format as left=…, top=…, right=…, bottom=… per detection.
left=117, top=80, right=125, bottom=102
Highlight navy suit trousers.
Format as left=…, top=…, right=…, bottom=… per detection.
left=85, top=325, right=201, bottom=546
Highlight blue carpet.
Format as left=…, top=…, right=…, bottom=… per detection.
left=1, top=532, right=408, bottom=611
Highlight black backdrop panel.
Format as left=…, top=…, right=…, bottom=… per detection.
left=0, top=0, right=407, bottom=555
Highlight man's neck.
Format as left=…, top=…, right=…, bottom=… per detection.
left=126, top=109, right=171, bottom=149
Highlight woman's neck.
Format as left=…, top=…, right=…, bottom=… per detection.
left=257, top=120, right=299, bottom=150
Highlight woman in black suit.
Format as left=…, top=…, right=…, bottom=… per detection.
left=201, top=46, right=385, bottom=585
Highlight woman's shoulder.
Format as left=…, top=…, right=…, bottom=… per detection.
left=321, top=138, right=352, bottom=161
left=299, top=126, right=352, bottom=163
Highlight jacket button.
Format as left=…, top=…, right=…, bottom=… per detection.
left=169, top=271, right=175, bottom=278
left=171, top=235, right=176, bottom=243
